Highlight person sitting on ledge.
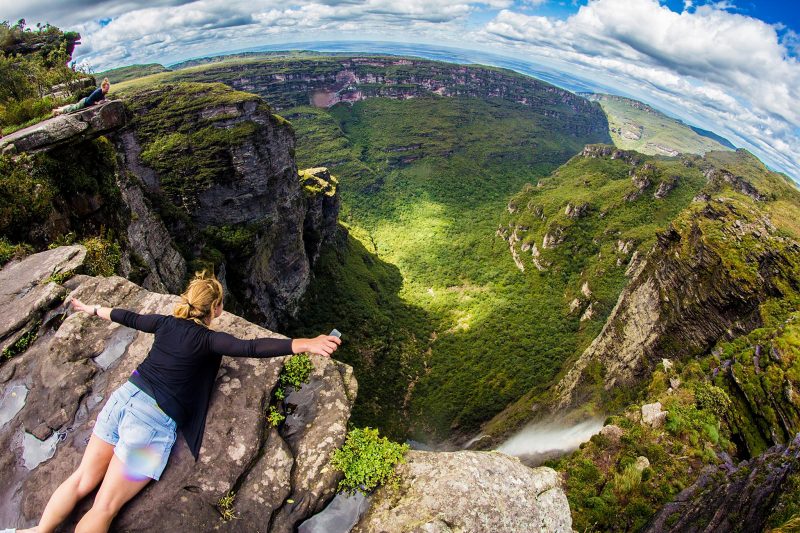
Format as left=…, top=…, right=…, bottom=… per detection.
left=51, top=77, right=110, bottom=116
left=10, top=270, right=340, bottom=533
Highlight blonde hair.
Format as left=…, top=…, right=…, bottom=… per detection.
left=101, top=77, right=110, bottom=89
left=173, top=270, right=223, bottom=327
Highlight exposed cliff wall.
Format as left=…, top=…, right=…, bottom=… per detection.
left=0, top=247, right=356, bottom=531
left=552, top=193, right=800, bottom=412
left=169, top=55, right=610, bottom=140
left=113, top=82, right=339, bottom=327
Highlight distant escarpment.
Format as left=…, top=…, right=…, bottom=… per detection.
left=113, top=82, right=339, bottom=327
left=167, top=55, right=610, bottom=139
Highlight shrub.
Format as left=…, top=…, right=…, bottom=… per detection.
left=266, top=406, right=285, bottom=427
left=81, top=235, right=121, bottom=277
left=0, top=237, right=32, bottom=265
left=281, top=353, right=314, bottom=389
left=0, top=154, right=56, bottom=239
left=330, top=427, right=409, bottom=495
left=694, top=383, right=732, bottom=418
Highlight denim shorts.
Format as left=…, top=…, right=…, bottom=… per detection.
left=93, top=381, right=176, bottom=481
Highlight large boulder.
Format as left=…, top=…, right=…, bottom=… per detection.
left=353, top=450, right=572, bottom=533
left=0, top=255, right=355, bottom=532
left=0, top=100, right=126, bottom=155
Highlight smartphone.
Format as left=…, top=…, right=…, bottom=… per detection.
left=329, top=328, right=342, bottom=338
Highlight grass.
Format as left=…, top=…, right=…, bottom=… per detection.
left=588, top=93, right=734, bottom=156
left=216, top=491, right=237, bottom=521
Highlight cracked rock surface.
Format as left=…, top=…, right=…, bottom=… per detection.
left=0, top=260, right=355, bottom=532
left=0, top=100, right=126, bottom=155
left=353, top=450, right=572, bottom=533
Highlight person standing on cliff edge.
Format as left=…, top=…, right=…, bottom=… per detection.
left=7, top=270, right=340, bottom=533
left=51, top=77, right=110, bottom=116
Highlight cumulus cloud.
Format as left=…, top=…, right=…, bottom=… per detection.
left=5, top=0, right=799, bottom=179
left=482, top=0, right=800, bottom=179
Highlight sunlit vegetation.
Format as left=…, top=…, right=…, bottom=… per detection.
left=0, top=20, right=87, bottom=134
left=588, top=93, right=734, bottom=157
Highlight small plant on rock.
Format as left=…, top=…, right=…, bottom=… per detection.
left=280, top=353, right=314, bottom=389
left=2, top=322, right=40, bottom=360
left=216, top=491, right=237, bottom=521
left=330, top=427, right=409, bottom=495
left=267, top=406, right=285, bottom=427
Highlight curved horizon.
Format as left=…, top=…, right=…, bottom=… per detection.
left=6, top=0, right=798, bottom=181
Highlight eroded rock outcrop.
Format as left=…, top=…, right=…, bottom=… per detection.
left=644, top=435, right=800, bottom=533
left=0, top=252, right=355, bottom=532
left=353, top=450, right=572, bottom=533
left=0, top=100, right=125, bottom=155
left=114, top=83, right=339, bottom=327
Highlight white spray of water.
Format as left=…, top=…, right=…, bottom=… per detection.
left=496, top=418, right=605, bottom=461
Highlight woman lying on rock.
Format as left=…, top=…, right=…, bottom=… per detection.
left=51, top=77, right=110, bottom=116
left=16, top=271, right=340, bottom=533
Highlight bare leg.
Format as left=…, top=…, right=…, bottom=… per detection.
left=74, top=455, right=151, bottom=533
left=20, top=435, right=114, bottom=533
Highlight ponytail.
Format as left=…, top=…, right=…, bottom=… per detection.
left=173, top=270, right=224, bottom=327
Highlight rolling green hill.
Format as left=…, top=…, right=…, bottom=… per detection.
left=586, top=93, right=735, bottom=156
left=98, top=63, right=170, bottom=84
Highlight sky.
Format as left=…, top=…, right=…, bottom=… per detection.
left=3, top=0, right=799, bottom=181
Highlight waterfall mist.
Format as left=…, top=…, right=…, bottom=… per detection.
left=496, top=418, right=605, bottom=465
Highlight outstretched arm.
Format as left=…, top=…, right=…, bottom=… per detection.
left=291, top=336, right=341, bottom=357
left=210, top=332, right=341, bottom=358
left=71, top=298, right=163, bottom=333
left=71, top=298, right=113, bottom=321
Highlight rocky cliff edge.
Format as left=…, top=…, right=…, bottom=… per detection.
left=0, top=245, right=356, bottom=532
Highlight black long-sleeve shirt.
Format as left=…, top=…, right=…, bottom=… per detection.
left=110, top=309, right=293, bottom=459
left=84, top=86, right=106, bottom=106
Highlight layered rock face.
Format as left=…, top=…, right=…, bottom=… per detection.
left=0, top=100, right=125, bottom=155
left=644, top=435, right=800, bottom=533
left=552, top=194, right=800, bottom=411
left=114, top=83, right=339, bottom=327
left=171, top=56, right=609, bottom=139
left=0, top=247, right=355, bottom=532
left=354, top=450, right=572, bottom=533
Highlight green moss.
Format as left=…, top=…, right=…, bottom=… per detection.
left=299, top=168, right=338, bottom=197
left=2, top=321, right=40, bottom=360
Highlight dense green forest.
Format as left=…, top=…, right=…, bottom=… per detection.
left=284, top=98, right=705, bottom=441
